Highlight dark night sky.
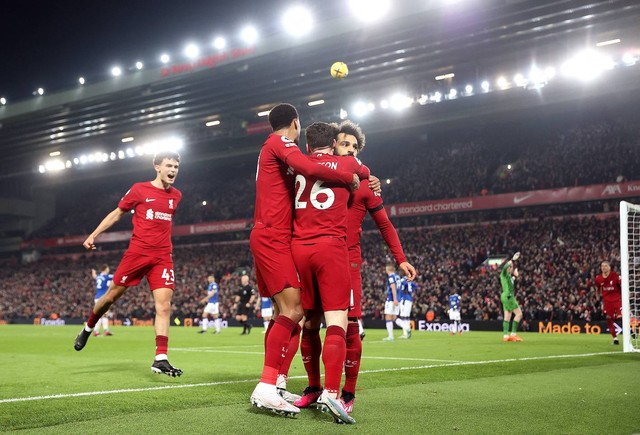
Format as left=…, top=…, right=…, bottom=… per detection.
left=0, top=0, right=315, bottom=102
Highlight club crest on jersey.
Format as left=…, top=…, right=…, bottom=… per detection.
left=169, top=199, right=174, bottom=209
left=281, top=136, right=296, bottom=147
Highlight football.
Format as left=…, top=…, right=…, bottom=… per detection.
left=330, top=61, right=349, bottom=80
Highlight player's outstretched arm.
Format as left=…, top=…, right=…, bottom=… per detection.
left=83, top=207, right=126, bottom=250
left=285, top=150, right=355, bottom=185
left=370, top=207, right=411, bottom=271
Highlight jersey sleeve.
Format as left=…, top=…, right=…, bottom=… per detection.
left=284, top=150, right=354, bottom=184
left=342, top=156, right=371, bottom=180
left=370, top=205, right=408, bottom=265
left=118, top=184, right=140, bottom=212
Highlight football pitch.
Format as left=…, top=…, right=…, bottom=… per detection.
left=1, top=325, right=638, bottom=434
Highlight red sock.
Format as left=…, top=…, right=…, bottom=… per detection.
left=301, top=327, right=322, bottom=389
left=87, top=311, right=101, bottom=329
left=322, top=325, right=347, bottom=396
left=343, top=322, right=362, bottom=395
left=155, top=335, right=168, bottom=357
left=279, top=324, right=301, bottom=377
left=260, top=315, right=296, bottom=385
left=607, top=318, right=617, bottom=338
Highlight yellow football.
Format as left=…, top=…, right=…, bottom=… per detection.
left=330, top=61, right=349, bottom=80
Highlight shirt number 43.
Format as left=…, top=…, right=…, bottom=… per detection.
left=161, top=268, right=175, bottom=286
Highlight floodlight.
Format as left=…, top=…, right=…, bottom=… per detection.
left=205, top=120, right=221, bottom=127
left=37, top=88, right=44, bottom=95
left=622, top=53, right=637, bottom=66
left=160, top=53, right=170, bottom=64
left=514, top=73, right=527, bottom=87
left=78, top=77, right=85, bottom=85
left=448, top=88, right=458, bottom=98
left=184, top=43, right=200, bottom=59
left=496, top=76, right=508, bottom=89
left=111, top=66, right=122, bottom=77
left=352, top=101, right=370, bottom=118
left=349, top=0, right=391, bottom=22
left=561, top=50, right=614, bottom=81
left=0, top=97, right=5, bottom=105
left=282, top=6, right=314, bottom=36
left=45, top=159, right=65, bottom=171
left=308, top=99, right=325, bottom=106
left=240, top=26, right=258, bottom=45
left=389, top=93, right=412, bottom=110
left=213, top=37, right=226, bottom=50
left=135, top=61, right=144, bottom=70
left=339, top=108, right=348, bottom=119
left=481, top=80, right=490, bottom=92
left=465, top=84, right=473, bottom=94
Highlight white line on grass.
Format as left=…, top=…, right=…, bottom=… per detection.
left=0, top=351, right=620, bottom=404
left=172, top=347, right=461, bottom=362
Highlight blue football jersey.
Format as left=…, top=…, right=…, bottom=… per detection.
left=261, top=297, right=272, bottom=309
left=207, top=282, right=219, bottom=303
left=449, top=293, right=461, bottom=311
left=386, top=273, right=402, bottom=302
left=400, top=278, right=417, bottom=302
left=95, top=272, right=113, bottom=299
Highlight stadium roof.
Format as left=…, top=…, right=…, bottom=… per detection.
left=1, top=0, right=639, bottom=183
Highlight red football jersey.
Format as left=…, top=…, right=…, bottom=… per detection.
left=293, top=153, right=369, bottom=243
left=595, top=271, right=622, bottom=304
left=253, top=134, right=354, bottom=230
left=346, top=179, right=407, bottom=265
left=118, top=182, right=181, bottom=257
left=347, top=179, right=383, bottom=251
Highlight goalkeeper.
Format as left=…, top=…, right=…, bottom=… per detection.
left=500, top=252, right=524, bottom=342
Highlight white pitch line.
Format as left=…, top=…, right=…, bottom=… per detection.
left=0, top=351, right=620, bottom=404
left=172, top=347, right=461, bottom=362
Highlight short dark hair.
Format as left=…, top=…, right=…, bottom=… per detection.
left=337, top=120, right=366, bottom=152
left=100, top=264, right=109, bottom=272
left=153, top=151, right=180, bottom=166
left=305, top=122, right=338, bottom=151
left=268, top=103, right=298, bottom=131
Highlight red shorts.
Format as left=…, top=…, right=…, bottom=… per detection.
left=113, top=250, right=175, bottom=291
left=250, top=227, right=300, bottom=298
left=347, top=260, right=362, bottom=318
left=292, top=238, right=351, bottom=312
left=603, top=300, right=622, bottom=319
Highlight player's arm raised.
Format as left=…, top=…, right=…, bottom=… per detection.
left=284, top=149, right=355, bottom=185
left=83, top=207, right=126, bottom=250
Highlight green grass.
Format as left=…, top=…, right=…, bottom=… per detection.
left=0, top=325, right=638, bottom=434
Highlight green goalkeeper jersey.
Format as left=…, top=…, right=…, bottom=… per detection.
left=500, top=262, right=515, bottom=297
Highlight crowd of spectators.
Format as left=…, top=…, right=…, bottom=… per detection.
left=1, top=214, right=620, bottom=329
left=28, top=117, right=640, bottom=240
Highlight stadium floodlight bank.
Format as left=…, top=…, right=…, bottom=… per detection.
left=620, top=201, right=640, bottom=352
